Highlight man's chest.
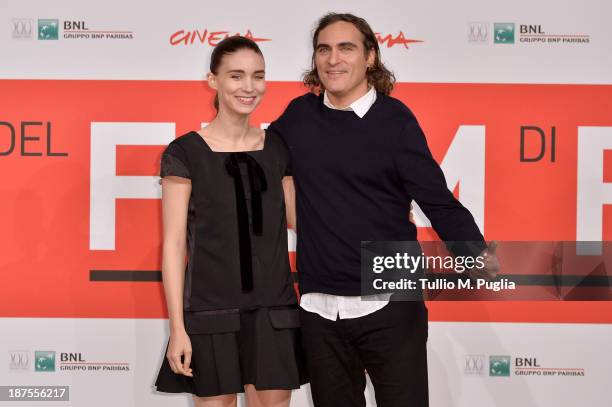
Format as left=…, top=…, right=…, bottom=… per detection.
left=287, top=124, right=397, bottom=182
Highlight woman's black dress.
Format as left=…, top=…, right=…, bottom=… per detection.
left=154, top=130, right=306, bottom=397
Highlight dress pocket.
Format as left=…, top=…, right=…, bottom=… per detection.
left=184, top=309, right=240, bottom=334
left=268, top=307, right=300, bottom=329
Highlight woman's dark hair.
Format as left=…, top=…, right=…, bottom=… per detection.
left=209, top=36, right=264, bottom=110
left=303, top=13, right=395, bottom=95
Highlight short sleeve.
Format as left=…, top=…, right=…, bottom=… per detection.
left=160, top=142, right=191, bottom=179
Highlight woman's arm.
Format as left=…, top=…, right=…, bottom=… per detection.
left=161, top=175, right=193, bottom=377
left=282, top=176, right=296, bottom=231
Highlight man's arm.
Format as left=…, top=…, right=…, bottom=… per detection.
left=394, top=115, right=484, bottom=240
left=392, top=113, right=486, bottom=256
left=392, top=112, right=500, bottom=278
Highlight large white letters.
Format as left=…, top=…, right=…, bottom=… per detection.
left=89, top=122, right=175, bottom=250
left=577, top=126, right=612, bottom=255
left=412, top=125, right=486, bottom=234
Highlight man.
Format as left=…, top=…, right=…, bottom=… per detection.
left=269, top=13, right=496, bottom=407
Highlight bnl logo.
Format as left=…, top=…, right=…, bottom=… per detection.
left=38, top=19, right=59, bottom=40
left=494, top=23, right=515, bottom=44
left=35, top=351, right=56, bottom=372
left=489, top=355, right=511, bottom=377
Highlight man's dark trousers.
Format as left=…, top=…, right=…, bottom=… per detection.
left=300, top=300, right=429, bottom=407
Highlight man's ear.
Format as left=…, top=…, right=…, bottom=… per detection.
left=366, top=49, right=375, bottom=68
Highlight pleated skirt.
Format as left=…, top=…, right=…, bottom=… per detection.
left=155, top=306, right=308, bottom=397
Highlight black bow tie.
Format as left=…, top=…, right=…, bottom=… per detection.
left=225, top=153, right=268, bottom=292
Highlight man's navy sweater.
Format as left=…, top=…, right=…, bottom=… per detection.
left=268, top=92, right=484, bottom=296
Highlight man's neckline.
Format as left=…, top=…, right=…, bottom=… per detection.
left=323, top=87, right=377, bottom=118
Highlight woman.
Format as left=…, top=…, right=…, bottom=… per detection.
left=155, top=36, right=305, bottom=407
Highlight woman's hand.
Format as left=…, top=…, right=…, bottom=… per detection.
left=167, top=329, right=193, bottom=377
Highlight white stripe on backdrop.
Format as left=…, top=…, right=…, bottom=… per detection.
left=1, top=0, right=611, bottom=83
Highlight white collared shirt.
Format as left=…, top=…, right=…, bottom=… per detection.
left=322, top=86, right=377, bottom=118
left=300, top=87, right=390, bottom=321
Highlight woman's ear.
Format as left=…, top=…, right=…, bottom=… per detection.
left=207, top=72, right=218, bottom=91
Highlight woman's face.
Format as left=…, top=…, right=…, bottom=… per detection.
left=210, top=49, right=266, bottom=116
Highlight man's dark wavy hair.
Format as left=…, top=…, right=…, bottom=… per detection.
left=303, top=13, right=395, bottom=95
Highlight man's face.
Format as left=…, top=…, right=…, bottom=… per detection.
left=314, top=21, right=374, bottom=106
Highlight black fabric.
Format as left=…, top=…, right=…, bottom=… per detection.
left=155, top=306, right=307, bottom=397
left=158, top=130, right=295, bottom=311
left=155, top=131, right=305, bottom=396
left=268, top=307, right=301, bottom=329
left=160, top=142, right=191, bottom=179
left=225, top=153, right=268, bottom=292
left=300, top=301, right=429, bottom=407
left=267, top=92, right=485, bottom=296
left=184, top=309, right=240, bottom=334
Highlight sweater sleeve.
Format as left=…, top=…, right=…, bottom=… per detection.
left=267, top=99, right=297, bottom=176
left=392, top=112, right=485, bottom=255
left=265, top=130, right=292, bottom=177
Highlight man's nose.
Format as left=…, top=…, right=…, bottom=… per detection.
left=328, top=48, right=340, bottom=65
